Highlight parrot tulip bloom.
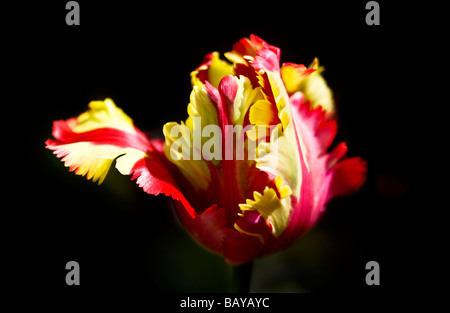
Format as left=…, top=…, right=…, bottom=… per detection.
left=46, top=35, right=366, bottom=265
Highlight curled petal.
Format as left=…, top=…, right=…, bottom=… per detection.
left=46, top=99, right=151, bottom=183
left=280, top=62, right=316, bottom=95
left=46, top=98, right=197, bottom=218
left=238, top=185, right=292, bottom=238
left=283, top=58, right=334, bottom=113
left=225, top=34, right=281, bottom=64
left=191, top=52, right=234, bottom=89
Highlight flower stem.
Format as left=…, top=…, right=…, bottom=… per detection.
left=231, top=262, right=253, bottom=293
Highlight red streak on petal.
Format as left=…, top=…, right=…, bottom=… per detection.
left=217, top=76, right=245, bottom=226
left=131, top=140, right=197, bottom=218
left=51, top=119, right=151, bottom=152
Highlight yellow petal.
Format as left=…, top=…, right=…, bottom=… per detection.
left=162, top=84, right=217, bottom=191
left=249, top=99, right=276, bottom=125
left=73, top=98, right=136, bottom=133
left=238, top=187, right=291, bottom=238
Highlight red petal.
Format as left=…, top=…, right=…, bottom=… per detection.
left=290, top=92, right=337, bottom=156
left=276, top=91, right=367, bottom=251
left=195, top=52, right=215, bottom=84
left=218, top=75, right=238, bottom=126
left=46, top=101, right=196, bottom=217
left=234, top=210, right=272, bottom=244
left=232, top=34, right=280, bottom=62
left=173, top=201, right=233, bottom=255
left=131, top=139, right=197, bottom=218
left=223, top=232, right=265, bottom=265
left=327, top=157, right=367, bottom=201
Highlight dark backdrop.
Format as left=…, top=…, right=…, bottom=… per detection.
left=5, top=0, right=421, bottom=305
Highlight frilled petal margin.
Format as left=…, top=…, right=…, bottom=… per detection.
left=45, top=98, right=197, bottom=218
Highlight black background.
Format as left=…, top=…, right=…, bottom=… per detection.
left=5, top=0, right=425, bottom=306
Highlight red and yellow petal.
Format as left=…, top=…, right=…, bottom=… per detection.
left=46, top=98, right=197, bottom=218
left=280, top=62, right=316, bottom=95
left=46, top=99, right=151, bottom=182
left=191, top=52, right=234, bottom=89
left=282, top=58, right=334, bottom=113
left=232, top=44, right=366, bottom=254
left=225, top=34, right=281, bottom=65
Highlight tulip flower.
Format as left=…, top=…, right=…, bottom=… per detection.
left=46, top=34, right=366, bottom=266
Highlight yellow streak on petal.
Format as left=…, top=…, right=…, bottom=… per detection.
left=185, top=85, right=219, bottom=140
left=224, top=51, right=246, bottom=64
left=251, top=64, right=303, bottom=200
left=284, top=58, right=334, bottom=112
left=233, top=223, right=265, bottom=243
left=55, top=142, right=146, bottom=185
left=249, top=99, right=275, bottom=126
left=274, top=175, right=293, bottom=199
left=281, top=64, right=303, bottom=94
left=233, top=76, right=264, bottom=126
left=238, top=187, right=291, bottom=238
left=207, top=52, right=234, bottom=89
left=161, top=83, right=218, bottom=191
left=73, top=98, right=136, bottom=134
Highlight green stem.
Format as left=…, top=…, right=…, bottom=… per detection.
left=231, top=262, right=253, bottom=293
